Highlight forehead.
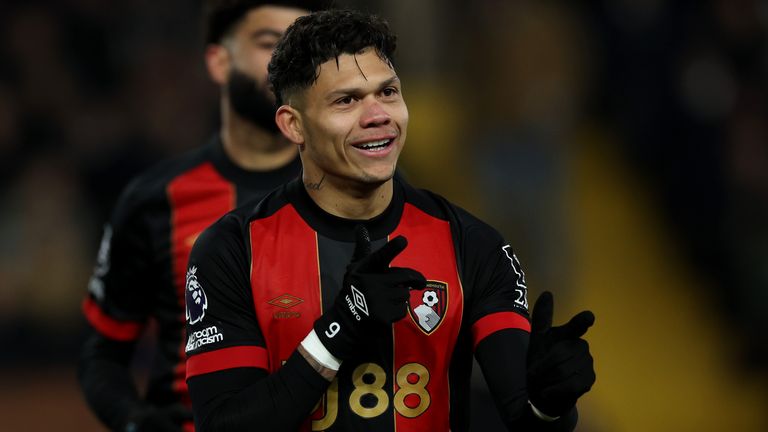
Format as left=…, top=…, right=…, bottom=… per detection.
left=312, top=49, right=397, bottom=95
left=234, top=5, right=306, bottom=36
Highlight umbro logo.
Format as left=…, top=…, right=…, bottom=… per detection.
left=268, top=294, right=304, bottom=319
left=350, top=285, right=369, bottom=316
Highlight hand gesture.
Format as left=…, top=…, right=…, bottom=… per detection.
left=527, top=291, right=596, bottom=418
left=314, top=225, right=426, bottom=360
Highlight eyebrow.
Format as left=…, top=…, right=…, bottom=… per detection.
left=325, top=76, right=401, bottom=101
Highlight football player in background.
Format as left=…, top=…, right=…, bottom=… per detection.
left=77, top=2, right=324, bottom=431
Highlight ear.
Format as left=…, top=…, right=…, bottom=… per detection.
left=275, top=105, right=305, bottom=145
left=205, top=44, right=230, bottom=86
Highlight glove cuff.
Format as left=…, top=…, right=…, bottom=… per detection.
left=528, top=400, right=561, bottom=422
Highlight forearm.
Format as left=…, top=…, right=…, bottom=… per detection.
left=78, top=330, right=143, bottom=430
left=188, top=350, right=332, bottom=431
left=475, top=329, right=577, bottom=432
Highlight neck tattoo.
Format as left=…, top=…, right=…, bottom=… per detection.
left=305, top=174, right=325, bottom=190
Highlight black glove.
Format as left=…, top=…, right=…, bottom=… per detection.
left=314, top=225, right=426, bottom=360
left=122, top=403, right=192, bottom=432
left=527, top=291, right=595, bottom=418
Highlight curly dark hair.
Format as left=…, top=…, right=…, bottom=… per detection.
left=268, top=9, right=397, bottom=106
left=203, top=0, right=329, bottom=45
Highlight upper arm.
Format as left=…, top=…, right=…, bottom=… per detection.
left=184, top=214, right=268, bottom=380
left=82, top=182, right=156, bottom=341
left=458, top=215, right=530, bottom=349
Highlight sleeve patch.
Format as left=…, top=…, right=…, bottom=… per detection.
left=185, top=266, right=208, bottom=325
left=502, top=245, right=529, bottom=311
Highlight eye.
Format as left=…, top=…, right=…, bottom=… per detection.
left=253, top=35, right=280, bottom=50
left=382, top=87, right=399, bottom=97
left=336, top=96, right=355, bottom=105
left=257, top=41, right=278, bottom=50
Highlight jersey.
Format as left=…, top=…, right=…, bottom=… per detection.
left=81, top=136, right=301, bottom=422
left=185, top=177, right=531, bottom=431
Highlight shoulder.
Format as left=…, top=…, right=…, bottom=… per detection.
left=241, top=179, right=295, bottom=223
left=400, top=181, right=500, bottom=241
left=191, top=182, right=292, bottom=261
left=193, top=208, right=250, bottom=258
left=110, top=146, right=211, bottom=223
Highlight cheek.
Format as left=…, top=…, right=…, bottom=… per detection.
left=238, top=50, right=271, bottom=81
left=399, top=105, right=409, bottom=129
left=392, top=102, right=409, bottom=138
left=315, top=117, right=352, bottom=149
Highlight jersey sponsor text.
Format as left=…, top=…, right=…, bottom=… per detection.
left=186, top=325, right=223, bottom=352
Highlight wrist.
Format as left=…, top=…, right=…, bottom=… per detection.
left=301, top=329, right=342, bottom=370
left=313, top=296, right=363, bottom=360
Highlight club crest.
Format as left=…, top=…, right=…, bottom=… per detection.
left=185, top=266, right=208, bottom=325
left=408, top=281, right=448, bottom=335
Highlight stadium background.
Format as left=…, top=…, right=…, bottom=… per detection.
left=1, top=0, right=767, bottom=430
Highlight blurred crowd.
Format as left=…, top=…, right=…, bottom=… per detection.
left=586, top=0, right=768, bottom=369
left=0, top=0, right=216, bottom=365
left=0, top=0, right=766, bottom=388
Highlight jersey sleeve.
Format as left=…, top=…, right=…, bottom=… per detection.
left=184, top=213, right=269, bottom=379
left=82, top=180, right=154, bottom=341
left=456, top=210, right=531, bottom=349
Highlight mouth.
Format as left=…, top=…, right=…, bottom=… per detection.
left=351, top=138, right=395, bottom=153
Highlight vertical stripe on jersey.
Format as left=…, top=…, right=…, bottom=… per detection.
left=316, top=235, right=393, bottom=431
left=248, top=205, right=322, bottom=374
left=389, top=203, right=464, bottom=431
left=167, top=162, right=235, bottom=405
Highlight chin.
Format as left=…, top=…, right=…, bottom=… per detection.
left=358, top=168, right=396, bottom=185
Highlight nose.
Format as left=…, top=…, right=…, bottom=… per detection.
left=359, top=99, right=391, bottom=128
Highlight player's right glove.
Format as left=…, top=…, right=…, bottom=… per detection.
left=122, top=403, right=192, bottom=432
left=527, top=291, right=596, bottom=419
left=314, top=225, right=426, bottom=360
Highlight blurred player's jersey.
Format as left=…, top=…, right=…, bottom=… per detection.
left=185, top=177, right=531, bottom=430
left=82, top=136, right=300, bottom=416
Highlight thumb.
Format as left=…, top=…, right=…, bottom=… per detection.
left=531, top=291, right=553, bottom=334
left=352, top=224, right=372, bottom=262
left=554, top=310, right=595, bottom=340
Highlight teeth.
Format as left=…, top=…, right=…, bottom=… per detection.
left=358, top=139, right=390, bottom=149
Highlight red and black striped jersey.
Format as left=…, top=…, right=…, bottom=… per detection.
left=81, top=136, right=301, bottom=414
left=185, top=177, right=532, bottom=431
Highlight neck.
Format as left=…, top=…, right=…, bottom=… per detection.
left=220, top=100, right=298, bottom=171
left=304, top=172, right=394, bottom=220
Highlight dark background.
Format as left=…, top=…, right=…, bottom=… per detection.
left=1, top=0, right=766, bottom=430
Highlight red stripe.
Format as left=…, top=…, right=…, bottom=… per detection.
left=82, top=298, right=143, bottom=341
left=390, top=203, right=463, bottom=431
left=186, top=346, right=268, bottom=379
left=167, top=162, right=235, bottom=308
left=248, top=206, right=323, bottom=432
left=167, top=162, right=235, bottom=405
left=472, top=311, right=530, bottom=349
left=249, top=205, right=321, bottom=374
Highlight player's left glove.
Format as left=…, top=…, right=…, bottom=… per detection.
left=527, top=291, right=596, bottom=418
